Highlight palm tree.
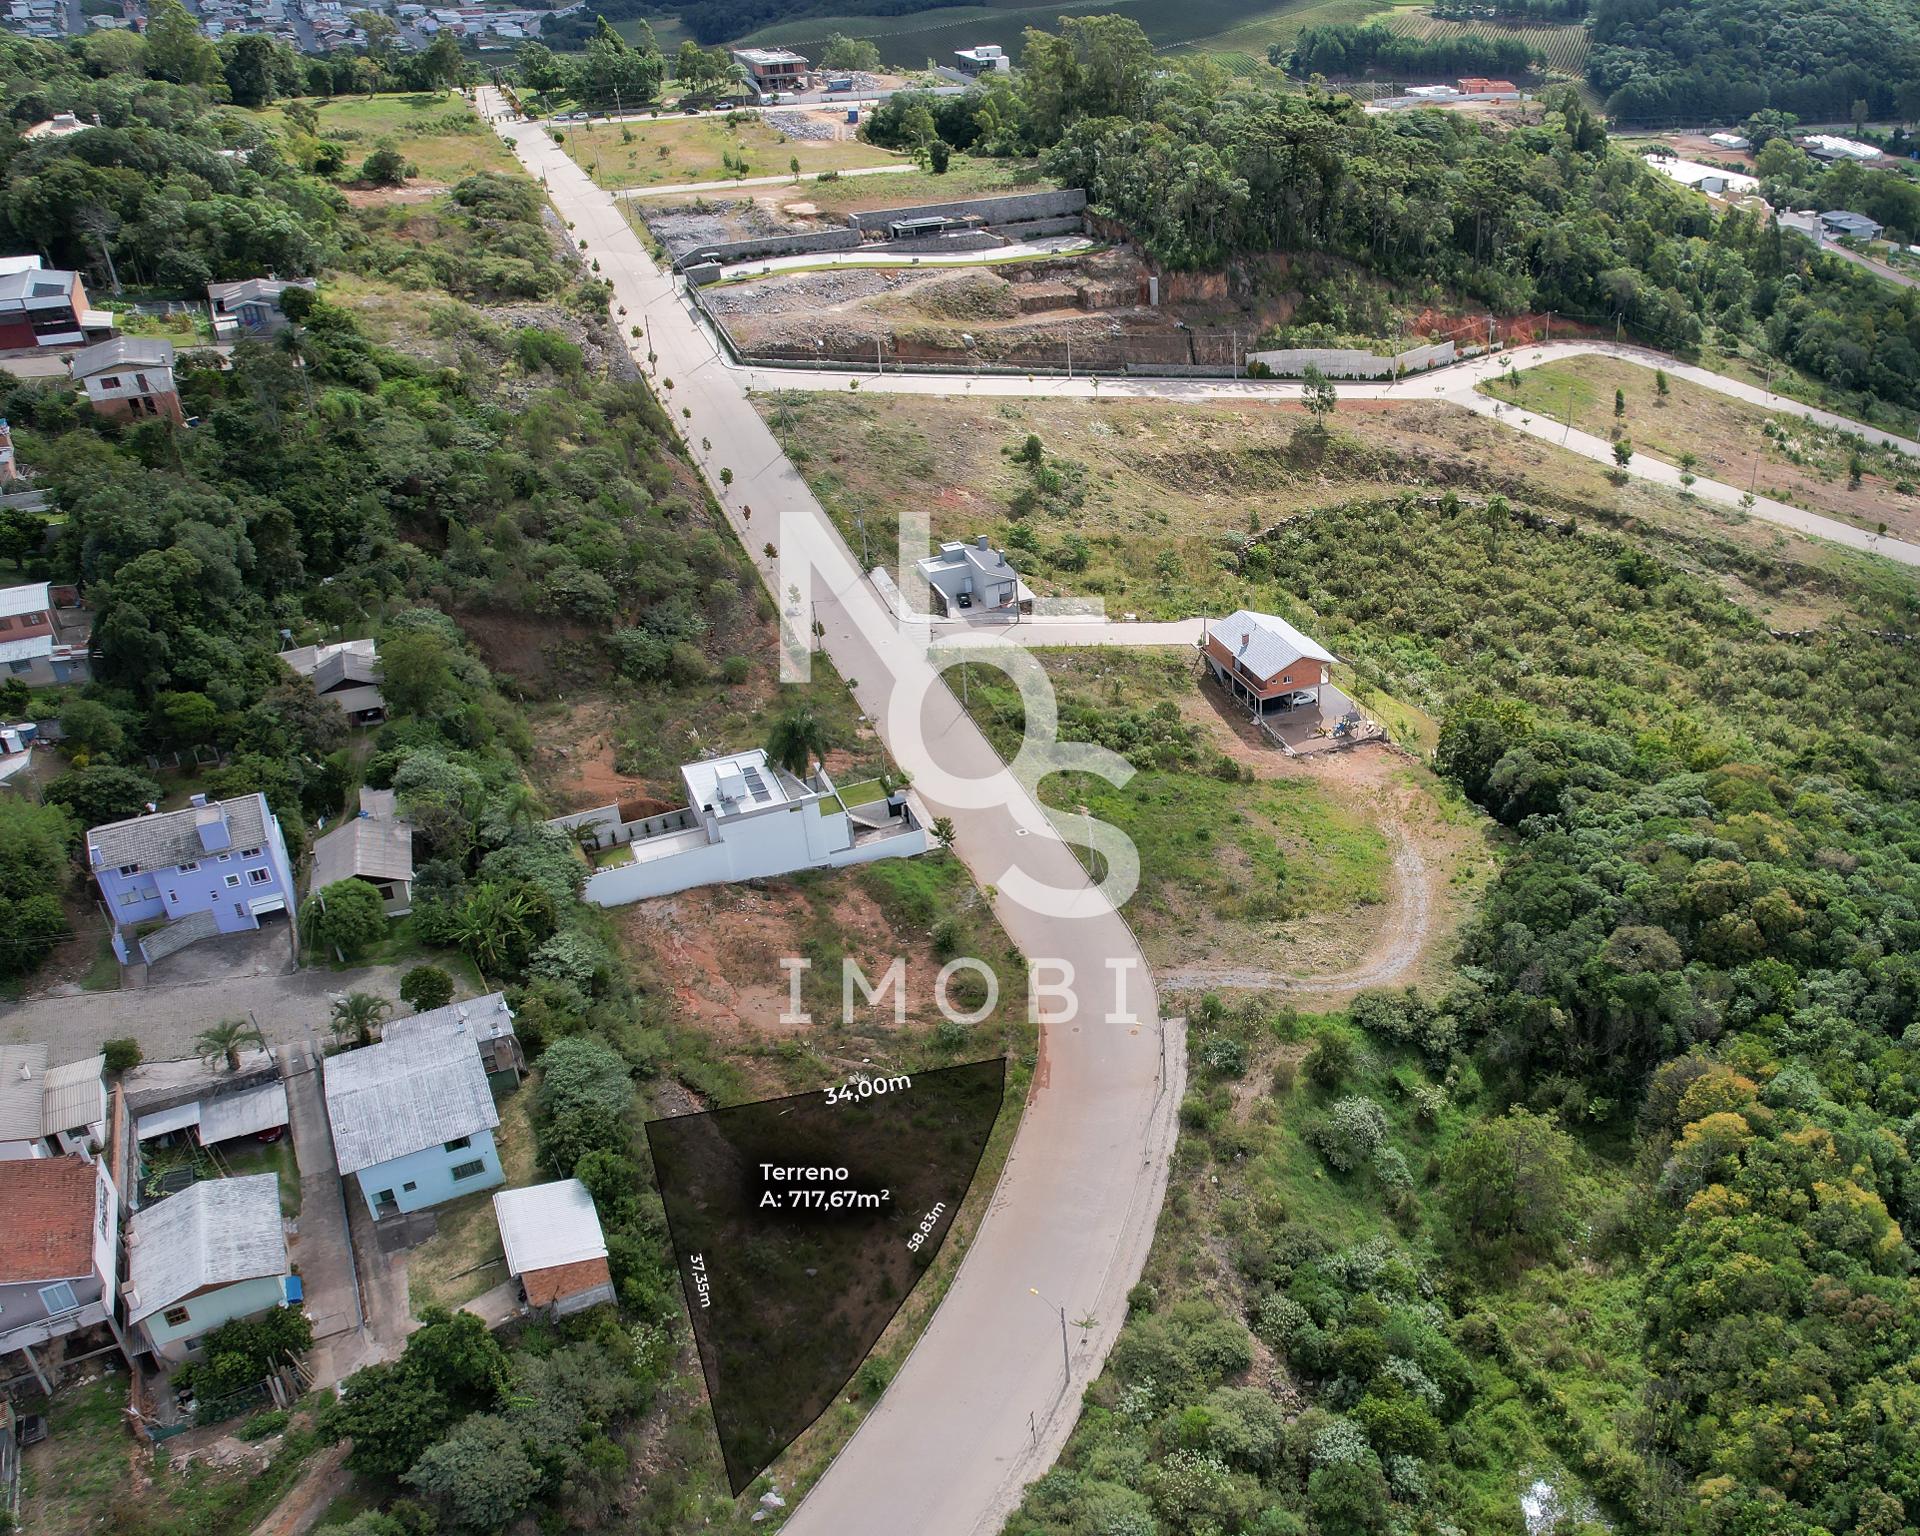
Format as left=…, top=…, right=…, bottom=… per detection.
left=329, top=991, right=392, bottom=1050
left=766, top=707, right=832, bottom=778
left=195, top=1018, right=266, bottom=1073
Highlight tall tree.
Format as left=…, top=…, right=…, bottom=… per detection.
left=143, top=0, right=220, bottom=85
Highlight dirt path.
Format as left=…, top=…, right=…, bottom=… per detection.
left=250, top=1443, right=352, bottom=1536
left=1158, top=822, right=1431, bottom=998
left=1156, top=686, right=1476, bottom=1003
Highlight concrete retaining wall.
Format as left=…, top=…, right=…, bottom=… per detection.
left=994, top=215, right=1088, bottom=242
left=849, top=188, right=1087, bottom=233
left=1245, top=339, right=1456, bottom=379
left=677, top=227, right=862, bottom=268
left=684, top=262, right=722, bottom=286
left=882, top=230, right=1007, bottom=254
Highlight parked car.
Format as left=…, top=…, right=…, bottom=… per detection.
left=1277, top=690, right=1317, bottom=710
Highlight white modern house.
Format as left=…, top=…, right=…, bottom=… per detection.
left=1642, top=155, right=1759, bottom=198
left=550, top=749, right=925, bottom=907
left=916, top=535, right=1034, bottom=620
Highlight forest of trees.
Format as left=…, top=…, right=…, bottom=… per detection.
left=877, top=16, right=1918, bottom=412
left=1283, top=23, right=1536, bottom=81
left=1588, top=0, right=1920, bottom=124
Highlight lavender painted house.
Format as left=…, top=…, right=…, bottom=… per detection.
left=88, top=793, right=298, bottom=965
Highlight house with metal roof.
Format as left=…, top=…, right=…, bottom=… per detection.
left=385, top=990, right=523, bottom=1086
left=0, top=581, right=87, bottom=688
left=493, top=1179, right=614, bottom=1317
left=68, top=338, right=183, bottom=425
left=323, top=1019, right=503, bottom=1218
left=310, top=787, right=413, bottom=917
left=122, top=1174, right=291, bottom=1363
left=277, top=638, right=385, bottom=723
left=206, top=277, right=315, bottom=340
left=126, top=1050, right=289, bottom=1157
left=1819, top=209, right=1884, bottom=242
left=0, top=1044, right=107, bottom=1159
left=89, top=793, right=298, bottom=969
left=551, top=747, right=926, bottom=908
left=0, top=1155, right=121, bottom=1389
left=1200, top=610, right=1337, bottom=717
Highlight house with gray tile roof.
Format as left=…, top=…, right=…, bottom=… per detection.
left=88, top=793, right=298, bottom=968
left=323, top=1020, right=503, bottom=1219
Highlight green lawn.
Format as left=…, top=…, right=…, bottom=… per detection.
left=255, top=92, right=516, bottom=184
left=958, top=649, right=1393, bottom=959
left=221, top=1135, right=302, bottom=1219
left=560, top=111, right=907, bottom=190
left=17, top=1374, right=325, bottom=1536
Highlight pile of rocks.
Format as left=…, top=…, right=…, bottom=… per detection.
left=765, top=110, right=838, bottom=142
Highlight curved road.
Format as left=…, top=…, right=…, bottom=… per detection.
left=479, top=88, right=1910, bottom=1531
left=733, top=347, right=1920, bottom=568
left=477, top=89, right=1185, bottom=1536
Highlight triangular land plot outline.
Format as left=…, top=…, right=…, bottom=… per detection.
left=644, top=1057, right=1009, bottom=1495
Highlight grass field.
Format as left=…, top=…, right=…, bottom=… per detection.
left=1483, top=356, right=1920, bottom=539
left=957, top=649, right=1397, bottom=968
left=558, top=111, right=908, bottom=189
left=256, top=93, right=516, bottom=184
left=739, top=0, right=1391, bottom=69
left=406, top=1087, right=536, bottom=1314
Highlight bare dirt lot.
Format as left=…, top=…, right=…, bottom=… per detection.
left=709, top=246, right=1180, bottom=366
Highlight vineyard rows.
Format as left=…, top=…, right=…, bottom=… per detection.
left=1383, top=10, right=1593, bottom=73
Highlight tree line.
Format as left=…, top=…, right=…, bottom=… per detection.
left=1282, top=23, right=1536, bottom=82
left=859, top=15, right=1920, bottom=413
left=1588, top=0, right=1920, bottom=124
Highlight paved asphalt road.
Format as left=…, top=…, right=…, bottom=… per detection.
left=480, top=88, right=1185, bottom=1536
left=734, top=344, right=1920, bottom=568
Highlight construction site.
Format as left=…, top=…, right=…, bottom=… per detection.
left=637, top=182, right=1280, bottom=372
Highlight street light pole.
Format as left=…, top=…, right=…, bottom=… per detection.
left=1029, top=1288, right=1069, bottom=1380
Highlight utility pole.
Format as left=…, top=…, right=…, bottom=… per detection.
left=1065, top=336, right=1072, bottom=379
left=876, top=336, right=882, bottom=375
left=1030, top=1289, right=1069, bottom=1380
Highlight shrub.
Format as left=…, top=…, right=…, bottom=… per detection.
left=1310, top=1096, right=1388, bottom=1172
left=311, top=878, right=388, bottom=958
left=102, top=1037, right=142, bottom=1073
left=1303, top=1031, right=1355, bottom=1089
left=1201, top=1034, right=1247, bottom=1078
left=239, top=1408, right=290, bottom=1441
left=399, top=965, right=455, bottom=1012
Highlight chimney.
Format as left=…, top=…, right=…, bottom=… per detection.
left=1239, top=631, right=1251, bottom=654
left=976, top=534, right=990, bottom=551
